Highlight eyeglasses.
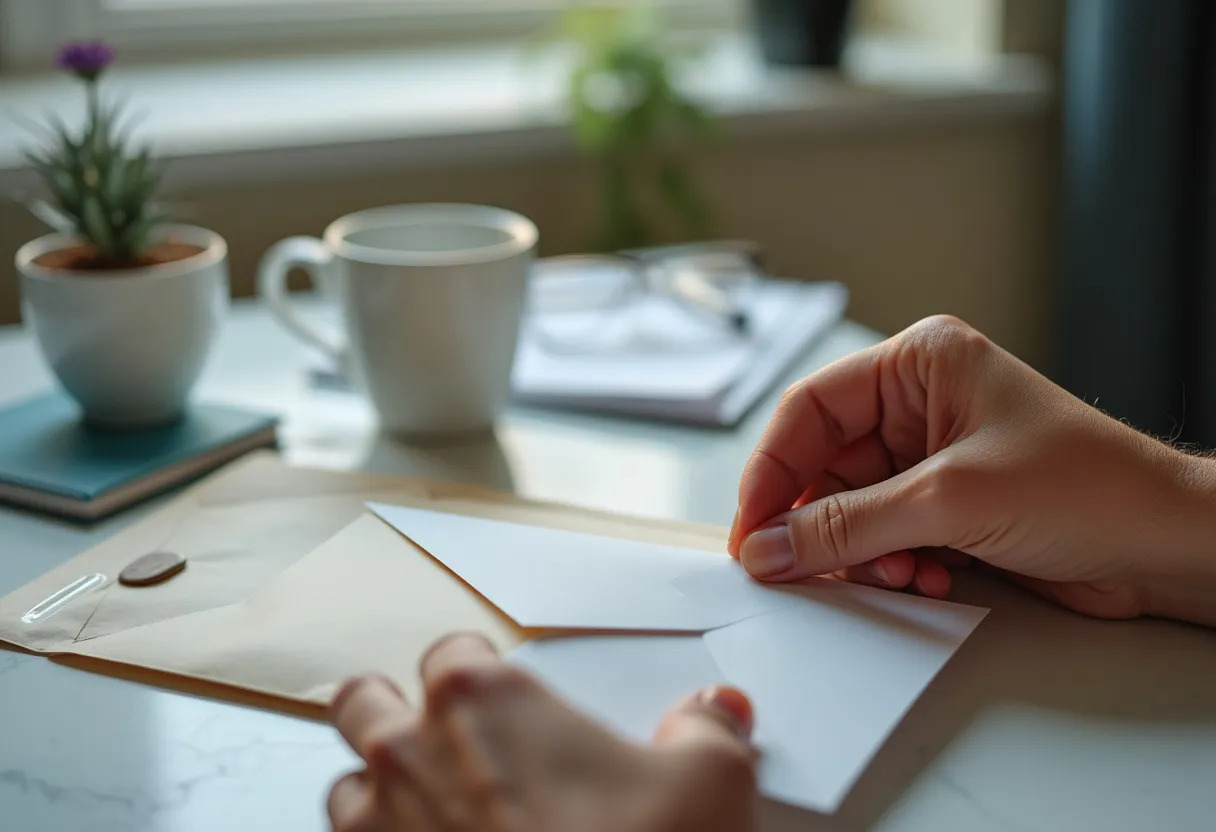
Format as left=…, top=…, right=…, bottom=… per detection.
left=525, top=241, right=764, bottom=356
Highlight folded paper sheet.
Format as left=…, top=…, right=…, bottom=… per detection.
left=0, top=454, right=986, bottom=816
left=369, top=502, right=988, bottom=813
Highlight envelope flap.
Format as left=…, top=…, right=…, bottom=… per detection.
left=368, top=502, right=794, bottom=632
left=70, top=513, right=525, bottom=706
left=72, top=489, right=426, bottom=644
left=0, top=477, right=426, bottom=652
left=0, top=495, right=195, bottom=652
left=0, top=452, right=725, bottom=655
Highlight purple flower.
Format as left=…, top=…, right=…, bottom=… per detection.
left=55, top=41, right=115, bottom=81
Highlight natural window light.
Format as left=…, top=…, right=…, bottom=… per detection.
left=0, top=0, right=1051, bottom=185
left=0, top=0, right=741, bottom=67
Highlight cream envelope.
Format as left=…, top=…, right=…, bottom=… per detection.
left=0, top=451, right=731, bottom=706
left=0, top=454, right=426, bottom=654
left=0, top=452, right=986, bottom=813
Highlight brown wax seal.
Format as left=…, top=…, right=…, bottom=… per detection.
left=119, top=551, right=187, bottom=587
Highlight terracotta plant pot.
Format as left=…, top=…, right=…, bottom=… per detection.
left=15, top=224, right=229, bottom=428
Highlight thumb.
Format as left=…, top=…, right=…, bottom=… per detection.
left=740, top=471, right=938, bottom=581
left=653, top=685, right=755, bottom=753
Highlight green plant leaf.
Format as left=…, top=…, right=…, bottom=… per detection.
left=81, top=194, right=117, bottom=258
left=21, top=149, right=57, bottom=177
left=657, top=158, right=710, bottom=234
left=16, top=88, right=172, bottom=263
left=10, top=111, right=64, bottom=147
left=129, top=160, right=164, bottom=207
left=45, top=113, right=82, bottom=153
left=110, top=106, right=148, bottom=150
left=123, top=207, right=166, bottom=253
left=568, top=64, right=621, bottom=150
left=598, top=152, right=649, bottom=249
left=23, top=197, right=76, bottom=233
left=22, top=152, right=78, bottom=211
left=103, top=151, right=128, bottom=207
left=119, top=148, right=152, bottom=204
left=671, top=99, right=717, bottom=140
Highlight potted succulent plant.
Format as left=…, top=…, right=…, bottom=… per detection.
left=14, top=42, right=228, bottom=428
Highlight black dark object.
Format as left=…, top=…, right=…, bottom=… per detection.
left=752, top=0, right=853, bottom=68
left=1059, top=0, right=1216, bottom=445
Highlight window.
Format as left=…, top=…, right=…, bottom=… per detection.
left=1, top=0, right=742, bottom=68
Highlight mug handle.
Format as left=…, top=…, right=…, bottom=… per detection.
left=256, top=236, right=346, bottom=367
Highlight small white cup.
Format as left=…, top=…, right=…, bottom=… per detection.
left=258, top=204, right=538, bottom=437
left=16, top=225, right=228, bottom=428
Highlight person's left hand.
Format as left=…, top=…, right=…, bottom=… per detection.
left=328, top=632, right=758, bottom=832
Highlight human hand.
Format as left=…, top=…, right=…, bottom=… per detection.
left=328, top=632, right=758, bottom=832
left=729, top=316, right=1216, bottom=627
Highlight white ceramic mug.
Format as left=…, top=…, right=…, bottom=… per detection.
left=17, top=225, right=228, bottom=427
left=258, top=204, right=538, bottom=436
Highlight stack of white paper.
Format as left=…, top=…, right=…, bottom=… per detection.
left=510, top=280, right=849, bottom=427
left=368, top=503, right=987, bottom=814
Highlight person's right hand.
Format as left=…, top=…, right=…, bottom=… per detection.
left=729, top=315, right=1216, bottom=628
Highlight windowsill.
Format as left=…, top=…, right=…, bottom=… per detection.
left=0, top=33, right=1052, bottom=190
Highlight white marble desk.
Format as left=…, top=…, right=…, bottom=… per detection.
left=1, top=300, right=1213, bottom=832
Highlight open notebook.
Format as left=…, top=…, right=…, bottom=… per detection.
left=510, top=279, right=849, bottom=426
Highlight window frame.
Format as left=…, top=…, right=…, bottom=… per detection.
left=0, top=0, right=744, bottom=69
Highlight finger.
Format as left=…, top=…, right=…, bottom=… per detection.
left=377, top=765, right=442, bottom=832
left=419, top=631, right=502, bottom=693
left=791, top=485, right=817, bottom=511
left=332, top=673, right=406, bottom=717
left=327, top=771, right=382, bottom=832
left=330, top=768, right=437, bottom=832
left=911, top=552, right=952, bottom=598
left=823, top=432, right=898, bottom=493
left=740, top=465, right=946, bottom=581
left=653, top=685, right=755, bottom=750
left=332, top=676, right=416, bottom=768
left=794, top=433, right=900, bottom=510
left=730, top=344, right=889, bottom=557
left=836, top=550, right=917, bottom=589
left=921, top=546, right=972, bottom=569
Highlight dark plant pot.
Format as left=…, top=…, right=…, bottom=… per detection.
left=753, top=0, right=853, bottom=68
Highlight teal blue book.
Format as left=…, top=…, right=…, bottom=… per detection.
left=0, top=393, right=278, bottom=521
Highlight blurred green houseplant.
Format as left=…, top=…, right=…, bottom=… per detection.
left=23, top=42, right=169, bottom=269
left=556, top=4, right=717, bottom=249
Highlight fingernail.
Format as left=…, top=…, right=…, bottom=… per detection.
left=868, top=560, right=891, bottom=584
left=740, top=525, right=795, bottom=578
left=699, top=685, right=754, bottom=739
